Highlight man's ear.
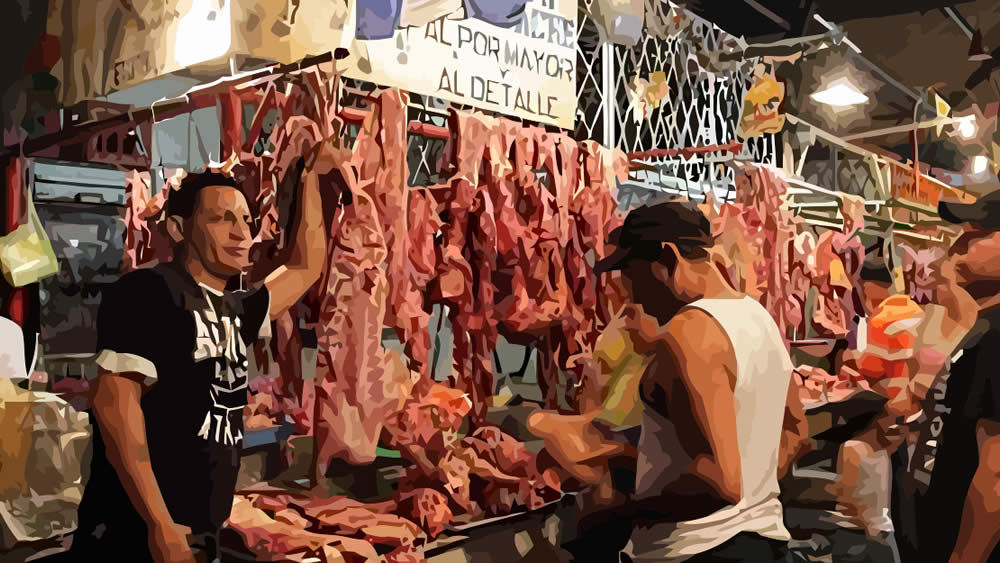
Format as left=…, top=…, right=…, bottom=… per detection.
left=660, top=242, right=683, bottom=270
left=165, top=216, right=185, bottom=244
left=650, top=242, right=682, bottom=283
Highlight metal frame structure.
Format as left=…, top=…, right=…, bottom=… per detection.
left=576, top=0, right=777, bottom=208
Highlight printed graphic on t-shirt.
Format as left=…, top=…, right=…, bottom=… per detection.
left=192, top=291, right=250, bottom=447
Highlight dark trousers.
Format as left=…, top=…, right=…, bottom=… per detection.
left=827, top=529, right=900, bottom=563
left=55, top=525, right=219, bottom=563
left=620, top=533, right=789, bottom=563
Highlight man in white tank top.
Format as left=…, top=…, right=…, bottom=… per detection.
left=595, top=201, right=809, bottom=562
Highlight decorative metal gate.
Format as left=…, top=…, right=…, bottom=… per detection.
left=342, top=1, right=774, bottom=194
left=576, top=0, right=776, bottom=208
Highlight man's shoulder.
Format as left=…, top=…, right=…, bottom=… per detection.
left=665, top=307, right=731, bottom=356
left=108, top=266, right=178, bottom=307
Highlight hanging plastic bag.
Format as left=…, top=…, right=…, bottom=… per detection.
left=0, top=197, right=59, bottom=287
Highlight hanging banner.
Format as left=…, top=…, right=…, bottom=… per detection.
left=50, top=0, right=577, bottom=128
left=355, top=0, right=578, bottom=129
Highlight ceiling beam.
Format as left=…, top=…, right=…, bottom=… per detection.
left=743, top=0, right=791, bottom=31
left=812, top=0, right=972, bottom=23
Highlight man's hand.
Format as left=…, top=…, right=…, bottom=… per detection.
left=148, top=522, right=196, bottom=563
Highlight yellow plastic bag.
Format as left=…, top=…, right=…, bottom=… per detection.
left=0, top=198, right=58, bottom=287
left=593, top=323, right=647, bottom=430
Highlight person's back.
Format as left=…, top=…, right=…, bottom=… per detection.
left=626, top=296, right=793, bottom=561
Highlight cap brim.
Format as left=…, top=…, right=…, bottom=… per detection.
left=938, top=200, right=981, bottom=225
left=595, top=246, right=633, bottom=274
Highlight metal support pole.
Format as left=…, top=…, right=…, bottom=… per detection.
left=601, top=41, right=616, bottom=149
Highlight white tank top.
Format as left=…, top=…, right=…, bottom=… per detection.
left=624, top=296, right=794, bottom=561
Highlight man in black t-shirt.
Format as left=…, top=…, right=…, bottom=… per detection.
left=915, top=189, right=1000, bottom=563
left=68, top=138, right=342, bottom=563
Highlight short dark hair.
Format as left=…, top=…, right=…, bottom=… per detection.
left=166, top=172, right=240, bottom=220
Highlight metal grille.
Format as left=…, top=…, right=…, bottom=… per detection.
left=575, top=1, right=777, bottom=207
left=574, top=0, right=609, bottom=145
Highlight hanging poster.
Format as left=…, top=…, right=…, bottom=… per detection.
left=51, top=0, right=578, bottom=128
left=351, top=0, right=578, bottom=129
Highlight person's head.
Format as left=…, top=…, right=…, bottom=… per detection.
left=595, top=200, right=715, bottom=322
left=939, top=189, right=1000, bottom=290
left=859, top=260, right=893, bottom=315
left=165, top=171, right=254, bottom=280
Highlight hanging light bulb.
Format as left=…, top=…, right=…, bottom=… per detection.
left=955, top=116, right=977, bottom=139
left=972, top=155, right=989, bottom=175
left=810, top=79, right=868, bottom=107
left=175, top=0, right=232, bottom=67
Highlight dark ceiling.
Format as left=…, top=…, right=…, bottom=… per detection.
left=686, top=0, right=1000, bottom=111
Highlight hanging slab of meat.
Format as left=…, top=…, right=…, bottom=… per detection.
left=400, top=188, right=443, bottom=386
left=725, top=165, right=801, bottom=339
left=488, top=119, right=525, bottom=262
left=122, top=169, right=173, bottom=271
left=219, top=87, right=243, bottom=163
left=787, top=231, right=818, bottom=339
left=273, top=306, right=306, bottom=414
left=369, top=91, right=412, bottom=333
left=313, top=118, right=393, bottom=469
left=811, top=232, right=851, bottom=338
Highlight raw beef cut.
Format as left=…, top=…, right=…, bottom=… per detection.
left=225, top=497, right=381, bottom=562
left=312, top=108, right=393, bottom=470
left=395, top=488, right=453, bottom=538
left=122, top=169, right=174, bottom=271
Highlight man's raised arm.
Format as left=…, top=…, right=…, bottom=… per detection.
left=265, top=137, right=346, bottom=319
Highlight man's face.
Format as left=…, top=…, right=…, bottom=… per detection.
left=622, top=258, right=686, bottom=321
left=185, top=185, right=254, bottom=278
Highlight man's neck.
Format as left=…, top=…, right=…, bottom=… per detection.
left=180, top=253, right=228, bottom=293
left=686, top=262, right=741, bottom=302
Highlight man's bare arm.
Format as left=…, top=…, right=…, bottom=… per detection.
left=91, top=370, right=177, bottom=531
left=665, top=311, right=743, bottom=504
left=265, top=135, right=352, bottom=320
left=265, top=164, right=326, bottom=320
left=628, top=311, right=743, bottom=523
left=778, top=372, right=810, bottom=479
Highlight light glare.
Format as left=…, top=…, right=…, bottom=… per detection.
left=810, top=82, right=869, bottom=107
left=972, top=155, right=989, bottom=175
left=956, top=117, right=977, bottom=139
left=175, top=0, right=232, bottom=67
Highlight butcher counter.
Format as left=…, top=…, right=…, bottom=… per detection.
left=219, top=395, right=887, bottom=563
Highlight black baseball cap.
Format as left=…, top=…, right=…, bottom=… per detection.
left=939, top=187, right=1000, bottom=230
left=595, top=201, right=714, bottom=274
